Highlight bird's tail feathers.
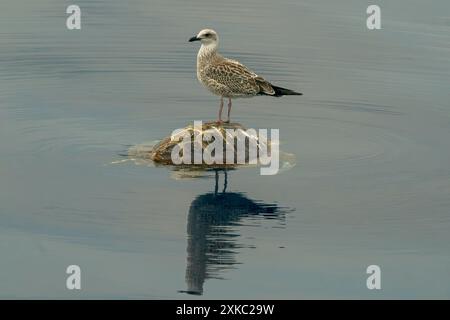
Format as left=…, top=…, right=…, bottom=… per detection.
left=270, top=85, right=302, bottom=97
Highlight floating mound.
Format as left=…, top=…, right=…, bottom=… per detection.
left=149, top=121, right=270, bottom=167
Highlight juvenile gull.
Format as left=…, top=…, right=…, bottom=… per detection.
left=189, top=29, right=302, bottom=123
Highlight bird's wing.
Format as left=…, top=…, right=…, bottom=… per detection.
left=204, top=59, right=275, bottom=96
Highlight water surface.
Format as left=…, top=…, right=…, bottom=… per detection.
left=1, top=0, right=450, bottom=298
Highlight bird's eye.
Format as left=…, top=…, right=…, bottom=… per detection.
left=204, top=33, right=210, bottom=37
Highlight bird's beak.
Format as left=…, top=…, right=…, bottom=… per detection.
left=189, top=36, right=201, bottom=42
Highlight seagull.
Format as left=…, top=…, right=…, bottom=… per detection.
left=189, top=29, right=302, bottom=123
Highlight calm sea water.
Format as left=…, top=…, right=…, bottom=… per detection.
left=1, top=0, right=450, bottom=298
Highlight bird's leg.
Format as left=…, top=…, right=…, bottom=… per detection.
left=226, top=98, right=232, bottom=123
left=217, top=97, right=224, bottom=124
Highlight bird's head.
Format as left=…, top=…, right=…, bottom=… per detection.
left=189, top=29, right=219, bottom=47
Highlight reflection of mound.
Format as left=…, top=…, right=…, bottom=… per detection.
left=182, top=170, right=287, bottom=295
left=122, top=139, right=296, bottom=179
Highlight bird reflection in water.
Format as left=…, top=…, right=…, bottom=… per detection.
left=179, top=169, right=289, bottom=295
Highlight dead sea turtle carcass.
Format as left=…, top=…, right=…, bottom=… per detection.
left=149, top=121, right=272, bottom=167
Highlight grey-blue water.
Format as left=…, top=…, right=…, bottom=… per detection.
left=1, top=0, right=450, bottom=298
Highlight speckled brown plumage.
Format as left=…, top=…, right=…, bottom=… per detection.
left=189, top=29, right=301, bottom=121
left=198, top=53, right=275, bottom=98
